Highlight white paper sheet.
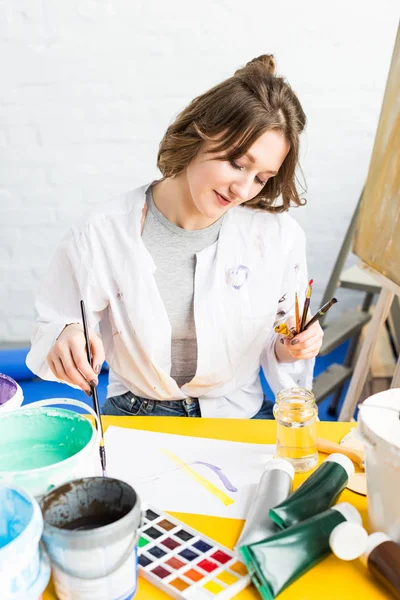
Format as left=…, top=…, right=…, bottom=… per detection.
left=104, top=426, right=275, bottom=519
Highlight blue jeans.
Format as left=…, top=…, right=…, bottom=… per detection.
left=101, top=392, right=274, bottom=419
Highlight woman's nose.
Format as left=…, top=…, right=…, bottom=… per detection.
left=229, top=175, right=253, bottom=202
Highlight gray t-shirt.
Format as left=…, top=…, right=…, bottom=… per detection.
left=142, top=187, right=223, bottom=387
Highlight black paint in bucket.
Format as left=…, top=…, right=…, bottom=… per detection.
left=41, top=476, right=137, bottom=531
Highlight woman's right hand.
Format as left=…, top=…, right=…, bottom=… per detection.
left=47, top=323, right=105, bottom=394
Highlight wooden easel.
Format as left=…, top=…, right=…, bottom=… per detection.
left=338, top=24, right=400, bottom=421
left=339, top=265, right=400, bottom=421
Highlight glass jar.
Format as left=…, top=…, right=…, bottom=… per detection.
left=273, top=387, right=318, bottom=473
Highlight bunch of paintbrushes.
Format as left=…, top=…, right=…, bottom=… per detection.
left=275, top=279, right=337, bottom=337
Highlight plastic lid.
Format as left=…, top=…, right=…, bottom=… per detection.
left=329, top=521, right=368, bottom=560
left=332, top=502, right=362, bottom=525
left=264, top=458, right=295, bottom=480
left=358, top=389, right=400, bottom=453
left=363, top=532, right=391, bottom=560
left=325, top=453, right=355, bottom=480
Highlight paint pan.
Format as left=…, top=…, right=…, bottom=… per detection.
left=0, top=399, right=102, bottom=499
left=0, top=484, right=51, bottom=599
left=41, top=476, right=141, bottom=600
left=138, top=504, right=250, bottom=599
left=0, top=373, right=23, bottom=412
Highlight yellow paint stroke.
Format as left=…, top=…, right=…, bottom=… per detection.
left=160, top=448, right=234, bottom=506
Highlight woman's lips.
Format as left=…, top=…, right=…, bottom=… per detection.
left=215, top=191, right=231, bottom=207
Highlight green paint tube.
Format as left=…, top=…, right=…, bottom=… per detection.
left=269, top=453, right=354, bottom=529
left=240, top=502, right=361, bottom=600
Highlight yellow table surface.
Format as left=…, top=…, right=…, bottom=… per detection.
left=43, top=417, right=392, bottom=600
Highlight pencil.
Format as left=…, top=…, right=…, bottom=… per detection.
left=80, top=299, right=107, bottom=475
left=300, top=279, right=314, bottom=332
left=295, top=292, right=300, bottom=334
left=303, top=298, right=338, bottom=331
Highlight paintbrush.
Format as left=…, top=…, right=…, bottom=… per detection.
left=295, top=292, right=300, bottom=335
left=300, top=279, right=313, bottom=332
left=80, top=299, right=107, bottom=476
left=303, top=298, right=338, bottom=331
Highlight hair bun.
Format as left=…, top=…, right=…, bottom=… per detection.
left=235, top=54, right=276, bottom=77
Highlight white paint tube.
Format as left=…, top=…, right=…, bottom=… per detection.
left=235, top=458, right=294, bottom=552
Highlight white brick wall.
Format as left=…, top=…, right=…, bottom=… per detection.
left=1, top=0, right=398, bottom=342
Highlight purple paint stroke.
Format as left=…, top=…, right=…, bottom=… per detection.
left=140, top=460, right=238, bottom=493
left=0, top=374, right=18, bottom=405
left=190, top=461, right=238, bottom=492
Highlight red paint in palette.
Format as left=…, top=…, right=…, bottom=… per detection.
left=197, top=558, right=218, bottom=573
left=211, top=549, right=231, bottom=564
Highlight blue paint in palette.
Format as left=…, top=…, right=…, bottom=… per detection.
left=148, top=546, right=167, bottom=558
left=179, top=547, right=199, bottom=561
left=193, top=540, right=212, bottom=553
left=138, top=555, right=152, bottom=567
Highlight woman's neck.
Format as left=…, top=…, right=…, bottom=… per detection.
left=151, top=175, right=217, bottom=231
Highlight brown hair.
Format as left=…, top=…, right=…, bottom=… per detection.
left=157, top=54, right=307, bottom=213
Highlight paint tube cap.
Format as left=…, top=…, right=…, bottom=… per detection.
left=325, top=453, right=355, bottom=480
left=329, top=521, right=368, bottom=560
left=363, top=532, right=391, bottom=561
left=332, top=502, right=362, bottom=525
left=264, top=458, right=295, bottom=480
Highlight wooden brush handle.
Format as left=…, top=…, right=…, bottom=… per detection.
left=317, top=438, right=364, bottom=469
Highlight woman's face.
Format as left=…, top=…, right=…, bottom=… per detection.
left=185, top=130, right=290, bottom=220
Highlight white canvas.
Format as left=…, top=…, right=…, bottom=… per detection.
left=104, top=426, right=276, bottom=519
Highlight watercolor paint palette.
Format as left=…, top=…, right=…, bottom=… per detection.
left=138, top=505, right=251, bottom=599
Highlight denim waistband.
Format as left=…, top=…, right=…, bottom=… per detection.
left=102, top=391, right=201, bottom=418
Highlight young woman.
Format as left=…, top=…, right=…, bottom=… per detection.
left=26, top=54, right=323, bottom=419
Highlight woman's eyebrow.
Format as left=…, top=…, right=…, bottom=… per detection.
left=244, top=151, right=278, bottom=175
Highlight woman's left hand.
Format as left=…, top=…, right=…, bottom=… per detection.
left=282, top=319, right=324, bottom=360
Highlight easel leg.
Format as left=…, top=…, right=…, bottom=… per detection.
left=339, top=288, right=394, bottom=421
left=391, top=355, right=400, bottom=388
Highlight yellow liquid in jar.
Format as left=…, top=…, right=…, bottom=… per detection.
left=276, top=421, right=317, bottom=459
left=274, top=399, right=318, bottom=471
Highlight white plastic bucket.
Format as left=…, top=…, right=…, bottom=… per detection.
left=0, top=399, right=102, bottom=499
left=27, top=549, right=51, bottom=600
left=357, top=388, right=400, bottom=542
left=0, top=374, right=24, bottom=412
left=0, top=484, right=51, bottom=600
left=41, top=477, right=141, bottom=600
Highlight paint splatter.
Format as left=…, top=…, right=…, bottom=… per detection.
left=225, top=265, right=249, bottom=290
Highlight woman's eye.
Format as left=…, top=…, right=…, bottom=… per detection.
left=230, top=160, right=267, bottom=186
left=229, top=160, right=244, bottom=171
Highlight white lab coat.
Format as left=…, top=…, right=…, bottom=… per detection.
left=26, top=182, right=315, bottom=418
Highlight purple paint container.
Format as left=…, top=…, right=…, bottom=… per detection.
left=0, top=373, right=23, bottom=411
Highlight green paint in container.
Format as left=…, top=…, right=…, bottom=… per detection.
left=0, top=399, right=102, bottom=499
